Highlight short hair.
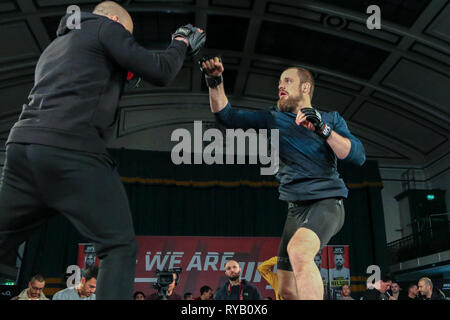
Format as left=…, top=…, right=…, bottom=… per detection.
left=200, top=285, right=212, bottom=295
left=83, top=265, right=99, bottom=281
left=408, top=283, right=418, bottom=291
left=380, top=274, right=393, bottom=282
left=30, top=274, right=45, bottom=283
left=133, top=291, right=146, bottom=299
left=225, top=260, right=239, bottom=268
left=93, top=1, right=131, bottom=24
left=184, top=292, right=192, bottom=299
left=341, top=284, right=350, bottom=290
left=288, top=67, right=315, bottom=99
left=419, top=277, right=433, bottom=288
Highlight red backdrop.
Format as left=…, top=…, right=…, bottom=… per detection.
left=78, top=236, right=281, bottom=299
left=78, top=239, right=350, bottom=300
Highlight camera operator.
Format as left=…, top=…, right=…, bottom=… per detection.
left=147, top=269, right=182, bottom=300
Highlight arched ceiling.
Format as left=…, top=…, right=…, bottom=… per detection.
left=0, top=0, right=449, bottom=167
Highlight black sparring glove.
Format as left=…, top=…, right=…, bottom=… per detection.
left=199, top=55, right=223, bottom=88
left=172, top=24, right=206, bottom=57
left=301, top=108, right=332, bottom=140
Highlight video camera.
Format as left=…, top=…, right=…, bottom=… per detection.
left=152, top=267, right=182, bottom=300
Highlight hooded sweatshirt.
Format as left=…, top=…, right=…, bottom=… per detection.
left=7, top=12, right=188, bottom=154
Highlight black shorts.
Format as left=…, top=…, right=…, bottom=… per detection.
left=277, top=197, right=345, bottom=271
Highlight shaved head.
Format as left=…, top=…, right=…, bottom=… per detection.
left=93, top=1, right=133, bottom=34
left=225, top=260, right=241, bottom=282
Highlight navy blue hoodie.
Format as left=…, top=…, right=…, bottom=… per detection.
left=7, top=12, right=187, bottom=154
left=215, top=103, right=366, bottom=201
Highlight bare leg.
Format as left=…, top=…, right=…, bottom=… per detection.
left=277, top=269, right=298, bottom=300
left=287, top=227, right=323, bottom=300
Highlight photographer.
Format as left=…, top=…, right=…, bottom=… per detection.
left=147, top=270, right=182, bottom=300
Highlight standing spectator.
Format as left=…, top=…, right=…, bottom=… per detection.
left=11, top=274, right=48, bottom=300
left=361, top=274, right=392, bottom=300
left=399, top=284, right=419, bottom=300
left=53, top=266, right=98, bottom=300
left=197, top=286, right=213, bottom=300
left=215, top=260, right=262, bottom=300
left=184, top=292, right=194, bottom=300
left=257, top=256, right=280, bottom=300
left=133, top=291, right=146, bottom=300
left=418, top=277, right=446, bottom=300
left=389, top=282, right=401, bottom=300
left=337, top=284, right=354, bottom=300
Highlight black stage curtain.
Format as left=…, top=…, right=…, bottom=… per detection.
left=19, top=149, right=388, bottom=297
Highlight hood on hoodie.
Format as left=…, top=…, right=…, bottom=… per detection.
left=56, top=12, right=106, bottom=37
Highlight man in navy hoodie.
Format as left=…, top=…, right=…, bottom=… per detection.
left=0, top=1, right=204, bottom=299
left=201, top=58, right=365, bottom=300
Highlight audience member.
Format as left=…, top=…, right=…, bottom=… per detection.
left=197, top=285, right=213, bottom=300
left=11, top=274, right=48, bottom=300
left=215, top=260, right=262, bottom=300
left=53, top=266, right=98, bottom=300
left=361, top=274, right=392, bottom=300
left=418, top=277, right=446, bottom=300
left=389, top=282, right=401, bottom=300
left=146, top=273, right=181, bottom=300
left=399, top=283, right=419, bottom=300
left=184, top=292, right=194, bottom=300
left=133, top=291, right=146, bottom=300
left=337, top=284, right=354, bottom=300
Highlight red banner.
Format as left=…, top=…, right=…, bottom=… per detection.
left=78, top=236, right=280, bottom=299
left=77, top=239, right=351, bottom=300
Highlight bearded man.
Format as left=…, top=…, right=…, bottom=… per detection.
left=201, top=58, right=365, bottom=300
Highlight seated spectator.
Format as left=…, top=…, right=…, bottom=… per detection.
left=418, top=277, right=446, bottom=300
left=146, top=273, right=181, bottom=300
left=361, top=274, right=392, bottom=300
left=11, top=274, right=48, bottom=300
left=196, top=285, right=213, bottom=300
left=337, top=284, right=354, bottom=300
left=53, top=266, right=98, bottom=300
left=184, top=292, right=194, bottom=300
left=133, top=291, right=146, bottom=300
left=215, top=260, right=262, bottom=300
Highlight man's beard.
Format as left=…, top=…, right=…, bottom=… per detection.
left=228, top=274, right=240, bottom=281
left=277, top=93, right=303, bottom=113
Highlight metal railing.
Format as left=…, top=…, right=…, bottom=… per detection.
left=387, top=214, right=450, bottom=264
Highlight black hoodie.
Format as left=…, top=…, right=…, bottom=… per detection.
left=7, top=12, right=187, bottom=154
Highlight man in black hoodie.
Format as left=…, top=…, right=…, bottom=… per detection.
left=215, top=260, right=262, bottom=300
left=0, top=1, right=204, bottom=300
left=418, top=277, right=446, bottom=300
